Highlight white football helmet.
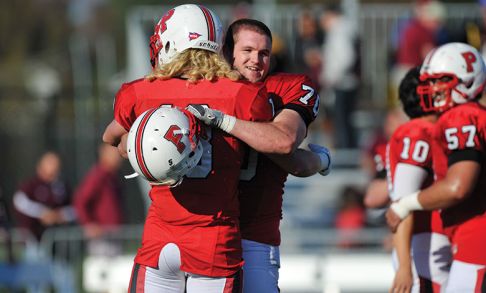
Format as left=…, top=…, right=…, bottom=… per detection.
left=418, top=42, right=486, bottom=113
left=126, top=107, right=203, bottom=186
left=149, top=4, right=223, bottom=68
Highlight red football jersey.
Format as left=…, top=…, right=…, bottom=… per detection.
left=387, top=119, right=435, bottom=201
left=433, top=102, right=486, bottom=264
left=113, top=77, right=273, bottom=276
left=373, top=137, right=388, bottom=178
left=238, top=73, right=319, bottom=246
left=386, top=118, right=444, bottom=234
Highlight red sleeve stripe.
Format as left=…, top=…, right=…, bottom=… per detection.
left=199, top=5, right=215, bottom=42
left=128, top=263, right=146, bottom=293
left=475, top=267, right=486, bottom=293
left=135, top=108, right=158, bottom=182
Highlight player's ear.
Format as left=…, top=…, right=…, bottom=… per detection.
left=222, top=41, right=234, bottom=64
left=222, top=26, right=235, bottom=64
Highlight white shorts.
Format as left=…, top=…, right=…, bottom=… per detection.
left=242, top=239, right=280, bottom=293
left=129, top=243, right=242, bottom=293
left=412, top=232, right=451, bottom=290
left=392, top=232, right=451, bottom=292
left=444, top=260, right=486, bottom=293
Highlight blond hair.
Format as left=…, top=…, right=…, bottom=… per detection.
left=146, top=49, right=240, bottom=83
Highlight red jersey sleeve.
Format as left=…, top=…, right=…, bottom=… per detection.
left=265, top=73, right=319, bottom=126
left=113, top=81, right=139, bottom=131
left=436, top=103, right=485, bottom=166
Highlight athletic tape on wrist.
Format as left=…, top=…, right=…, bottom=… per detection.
left=390, top=191, right=422, bottom=219
left=220, top=115, right=236, bottom=133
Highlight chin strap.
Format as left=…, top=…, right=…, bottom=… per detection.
left=149, top=177, right=183, bottom=188
left=124, top=172, right=139, bottom=179
left=124, top=171, right=182, bottom=188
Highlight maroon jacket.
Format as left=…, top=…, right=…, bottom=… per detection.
left=14, top=176, right=72, bottom=240
left=73, top=165, right=123, bottom=227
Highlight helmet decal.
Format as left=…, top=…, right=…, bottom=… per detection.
left=461, top=51, right=477, bottom=73
left=159, top=9, right=175, bottom=35
left=149, top=9, right=175, bottom=68
left=164, top=125, right=186, bottom=154
left=189, top=32, right=202, bottom=41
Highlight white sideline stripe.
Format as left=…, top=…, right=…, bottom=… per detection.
left=83, top=253, right=394, bottom=293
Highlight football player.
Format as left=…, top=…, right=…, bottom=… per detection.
left=386, top=42, right=486, bottom=292
left=387, top=67, right=450, bottom=293
left=363, top=107, right=407, bottom=209
left=103, top=5, right=273, bottom=293
left=188, top=19, right=331, bottom=292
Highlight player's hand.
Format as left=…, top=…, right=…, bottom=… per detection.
left=118, top=133, right=128, bottom=159
left=40, top=209, right=60, bottom=226
left=83, top=223, right=104, bottom=239
left=390, top=266, right=413, bottom=293
left=186, top=105, right=236, bottom=132
left=385, top=207, right=403, bottom=233
left=308, top=143, right=331, bottom=176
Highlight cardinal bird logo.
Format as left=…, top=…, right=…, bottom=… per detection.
left=188, top=32, right=202, bottom=41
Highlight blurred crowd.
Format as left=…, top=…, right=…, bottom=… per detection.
left=4, top=145, right=126, bottom=253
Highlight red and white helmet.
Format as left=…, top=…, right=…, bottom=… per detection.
left=149, top=4, right=223, bottom=68
left=126, top=107, right=204, bottom=186
left=417, top=42, right=486, bottom=113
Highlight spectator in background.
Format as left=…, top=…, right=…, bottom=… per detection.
left=362, top=108, right=407, bottom=211
left=335, top=186, right=366, bottom=248
left=391, top=0, right=445, bottom=101
left=229, top=1, right=251, bottom=24
left=13, top=151, right=76, bottom=241
left=293, top=8, right=323, bottom=87
left=269, top=33, right=290, bottom=74
left=73, top=143, right=124, bottom=257
left=462, top=0, right=486, bottom=61
left=446, top=1, right=486, bottom=66
left=319, top=3, right=360, bottom=149
left=360, top=108, right=407, bottom=253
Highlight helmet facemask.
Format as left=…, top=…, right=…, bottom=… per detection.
left=417, top=73, right=460, bottom=113
left=419, top=42, right=486, bottom=113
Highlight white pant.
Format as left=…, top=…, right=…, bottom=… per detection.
left=392, top=232, right=451, bottom=292
left=444, top=260, right=486, bottom=293
left=412, top=233, right=451, bottom=288
left=130, top=243, right=241, bottom=293
left=242, top=239, right=280, bottom=293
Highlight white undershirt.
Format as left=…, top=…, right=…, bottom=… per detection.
left=390, top=163, right=428, bottom=202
